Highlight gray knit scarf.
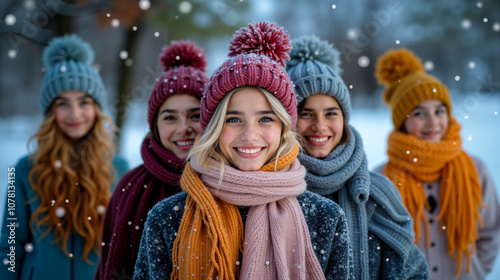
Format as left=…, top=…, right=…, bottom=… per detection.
left=299, top=126, right=370, bottom=279
left=300, top=125, right=415, bottom=280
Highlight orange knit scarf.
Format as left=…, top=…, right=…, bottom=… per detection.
left=384, top=117, right=484, bottom=276
left=171, top=146, right=299, bottom=280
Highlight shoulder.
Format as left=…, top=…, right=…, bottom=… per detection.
left=467, top=154, right=489, bottom=175
left=112, top=154, right=130, bottom=174
left=146, top=192, right=187, bottom=225
left=298, top=190, right=345, bottom=219
left=12, top=154, right=34, bottom=180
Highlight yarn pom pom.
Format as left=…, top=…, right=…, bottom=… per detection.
left=375, top=48, right=424, bottom=86
left=43, top=34, right=94, bottom=68
left=288, top=35, right=342, bottom=74
left=159, top=40, right=207, bottom=72
left=229, top=21, right=291, bottom=67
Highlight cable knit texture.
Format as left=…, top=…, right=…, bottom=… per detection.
left=200, top=21, right=297, bottom=129
left=40, top=34, right=106, bottom=114
left=95, top=137, right=184, bottom=279
left=171, top=146, right=326, bottom=280
left=147, top=41, right=208, bottom=131
left=375, top=48, right=451, bottom=129
left=299, top=126, right=425, bottom=279
left=384, top=117, right=483, bottom=276
left=285, top=35, right=352, bottom=122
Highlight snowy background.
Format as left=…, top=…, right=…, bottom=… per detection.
left=1, top=0, right=500, bottom=278
left=1, top=93, right=499, bottom=278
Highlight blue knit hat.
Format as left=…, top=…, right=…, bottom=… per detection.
left=40, top=34, right=106, bottom=115
left=286, top=35, right=351, bottom=122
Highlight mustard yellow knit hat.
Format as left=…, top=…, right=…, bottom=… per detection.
left=375, top=48, right=451, bottom=130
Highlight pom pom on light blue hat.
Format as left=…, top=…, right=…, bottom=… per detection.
left=285, top=35, right=351, bottom=122
left=40, top=34, right=106, bottom=115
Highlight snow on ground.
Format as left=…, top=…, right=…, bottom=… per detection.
left=1, top=94, right=499, bottom=278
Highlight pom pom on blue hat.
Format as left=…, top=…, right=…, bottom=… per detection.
left=286, top=35, right=351, bottom=122
left=40, top=34, right=106, bottom=115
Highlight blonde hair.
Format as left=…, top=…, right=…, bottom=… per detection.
left=28, top=103, right=116, bottom=262
left=188, top=86, right=299, bottom=177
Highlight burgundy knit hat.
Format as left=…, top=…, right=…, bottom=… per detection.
left=200, top=21, right=297, bottom=129
left=148, top=41, right=208, bottom=131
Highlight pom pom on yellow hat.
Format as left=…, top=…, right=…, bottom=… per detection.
left=375, top=48, right=451, bottom=130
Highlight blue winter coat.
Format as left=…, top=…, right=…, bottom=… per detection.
left=0, top=154, right=129, bottom=280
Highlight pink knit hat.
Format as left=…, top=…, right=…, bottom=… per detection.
left=148, top=41, right=208, bottom=131
left=200, top=21, right=297, bottom=129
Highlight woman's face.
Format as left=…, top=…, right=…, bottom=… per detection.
left=403, top=99, right=449, bottom=142
left=297, top=94, right=344, bottom=158
left=219, top=87, right=283, bottom=171
left=156, top=94, right=201, bottom=160
left=54, top=91, right=96, bottom=140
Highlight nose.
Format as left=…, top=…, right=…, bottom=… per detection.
left=427, top=113, right=438, bottom=126
left=69, top=103, right=82, bottom=118
left=241, top=122, right=259, bottom=142
left=311, top=116, right=326, bottom=132
left=177, top=118, right=194, bottom=135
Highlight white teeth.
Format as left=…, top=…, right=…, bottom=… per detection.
left=308, top=137, right=328, bottom=142
left=176, top=141, right=194, bottom=146
left=236, top=148, right=262, bottom=154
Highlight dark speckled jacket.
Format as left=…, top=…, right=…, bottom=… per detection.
left=133, top=190, right=354, bottom=280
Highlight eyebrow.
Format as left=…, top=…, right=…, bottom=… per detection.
left=412, top=104, right=447, bottom=111
left=302, top=107, right=341, bottom=112
left=226, top=110, right=276, bottom=115
left=54, top=95, right=93, bottom=102
left=159, top=107, right=200, bottom=115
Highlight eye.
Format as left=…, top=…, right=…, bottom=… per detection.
left=163, top=115, right=176, bottom=121
left=260, top=116, right=274, bottom=123
left=80, top=99, right=94, bottom=106
left=325, top=111, right=338, bottom=117
left=299, top=112, right=313, bottom=118
left=411, top=111, right=424, bottom=117
left=191, top=113, right=200, bottom=121
left=436, top=108, right=447, bottom=115
left=56, top=101, right=67, bottom=107
left=226, top=117, right=241, bottom=123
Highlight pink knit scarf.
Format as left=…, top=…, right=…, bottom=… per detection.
left=190, top=157, right=325, bottom=280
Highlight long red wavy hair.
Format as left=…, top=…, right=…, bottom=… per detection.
left=28, top=103, right=116, bottom=262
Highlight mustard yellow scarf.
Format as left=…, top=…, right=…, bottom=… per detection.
left=384, top=117, right=484, bottom=276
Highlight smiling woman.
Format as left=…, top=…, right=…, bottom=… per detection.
left=0, top=34, right=129, bottom=280
left=54, top=91, right=97, bottom=141
left=375, top=48, right=500, bottom=280
left=95, top=40, right=208, bottom=279
left=133, top=21, right=354, bottom=280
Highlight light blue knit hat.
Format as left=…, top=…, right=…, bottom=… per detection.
left=40, top=34, right=106, bottom=115
left=286, top=35, right=351, bottom=122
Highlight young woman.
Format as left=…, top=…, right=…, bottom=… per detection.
left=375, top=48, right=500, bottom=280
left=286, top=35, right=429, bottom=280
left=0, top=34, right=129, bottom=280
left=95, top=40, right=208, bottom=279
left=133, top=22, right=353, bottom=280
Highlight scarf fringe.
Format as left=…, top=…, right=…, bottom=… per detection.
left=384, top=118, right=484, bottom=276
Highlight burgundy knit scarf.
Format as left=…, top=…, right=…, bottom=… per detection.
left=102, top=137, right=184, bottom=279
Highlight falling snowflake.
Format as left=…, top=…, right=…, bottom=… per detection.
left=358, top=56, right=369, bottom=68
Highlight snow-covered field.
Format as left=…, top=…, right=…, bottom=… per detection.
left=1, top=94, right=499, bottom=278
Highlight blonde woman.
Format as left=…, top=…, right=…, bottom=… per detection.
left=133, top=22, right=353, bottom=280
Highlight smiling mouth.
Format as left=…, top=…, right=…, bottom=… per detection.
left=175, top=140, right=194, bottom=146
left=235, top=147, right=264, bottom=154
left=307, top=136, right=330, bottom=143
